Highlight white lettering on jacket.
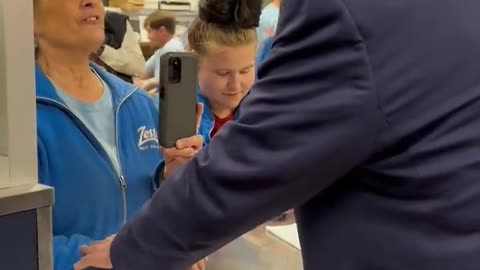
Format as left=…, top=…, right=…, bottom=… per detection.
left=137, top=126, right=159, bottom=150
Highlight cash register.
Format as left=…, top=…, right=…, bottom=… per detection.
left=0, top=1, right=54, bottom=269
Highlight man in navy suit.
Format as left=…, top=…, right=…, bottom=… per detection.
left=75, top=0, right=480, bottom=269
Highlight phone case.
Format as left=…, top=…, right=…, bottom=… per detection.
left=158, top=52, right=198, bottom=148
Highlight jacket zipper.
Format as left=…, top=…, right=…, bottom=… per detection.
left=114, top=89, right=137, bottom=224
left=38, top=89, right=136, bottom=225
left=118, top=175, right=127, bottom=225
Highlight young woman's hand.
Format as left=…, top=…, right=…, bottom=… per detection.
left=162, top=134, right=203, bottom=178
left=162, top=103, right=204, bottom=178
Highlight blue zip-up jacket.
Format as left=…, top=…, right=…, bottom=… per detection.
left=196, top=93, right=215, bottom=146
left=36, top=63, right=161, bottom=270
left=256, top=36, right=274, bottom=67
left=196, top=92, right=241, bottom=146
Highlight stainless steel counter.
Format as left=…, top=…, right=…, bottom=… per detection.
left=207, top=216, right=303, bottom=270
left=0, top=184, right=53, bottom=215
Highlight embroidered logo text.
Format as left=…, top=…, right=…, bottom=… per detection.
left=137, top=126, right=159, bottom=150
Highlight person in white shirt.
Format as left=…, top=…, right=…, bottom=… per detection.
left=135, top=10, right=184, bottom=93
left=256, top=0, right=280, bottom=50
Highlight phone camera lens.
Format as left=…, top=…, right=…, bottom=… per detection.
left=168, top=57, right=181, bottom=83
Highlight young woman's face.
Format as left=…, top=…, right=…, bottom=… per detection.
left=198, top=44, right=256, bottom=115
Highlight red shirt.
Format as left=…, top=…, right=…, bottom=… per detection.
left=210, top=113, right=235, bottom=138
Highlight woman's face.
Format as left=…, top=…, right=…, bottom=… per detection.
left=198, top=43, right=256, bottom=115
left=34, top=0, right=105, bottom=53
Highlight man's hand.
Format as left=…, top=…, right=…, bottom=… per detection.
left=148, top=88, right=158, bottom=97
left=134, top=77, right=159, bottom=91
left=191, top=257, right=208, bottom=270
left=73, top=235, right=114, bottom=270
left=264, top=26, right=275, bottom=38
left=163, top=103, right=204, bottom=178
left=74, top=235, right=208, bottom=270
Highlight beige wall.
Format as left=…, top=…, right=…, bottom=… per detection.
left=0, top=0, right=37, bottom=188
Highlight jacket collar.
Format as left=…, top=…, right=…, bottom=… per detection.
left=196, top=86, right=248, bottom=121
left=35, top=62, right=137, bottom=107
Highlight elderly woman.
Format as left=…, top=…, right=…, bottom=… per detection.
left=33, top=0, right=204, bottom=269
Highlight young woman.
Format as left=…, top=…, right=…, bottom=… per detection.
left=187, top=0, right=259, bottom=144
left=188, top=0, right=292, bottom=224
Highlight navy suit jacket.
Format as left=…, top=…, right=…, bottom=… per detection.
left=111, top=1, right=480, bottom=269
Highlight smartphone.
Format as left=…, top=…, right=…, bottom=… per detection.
left=158, top=52, right=198, bottom=148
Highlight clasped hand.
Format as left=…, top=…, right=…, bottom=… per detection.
left=74, top=235, right=207, bottom=270
left=163, top=103, right=204, bottom=178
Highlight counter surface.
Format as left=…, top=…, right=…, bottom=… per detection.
left=0, top=184, right=54, bottom=216
left=207, top=215, right=303, bottom=270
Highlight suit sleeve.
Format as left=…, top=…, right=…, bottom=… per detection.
left=111, top=1, right=384, bottom=269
